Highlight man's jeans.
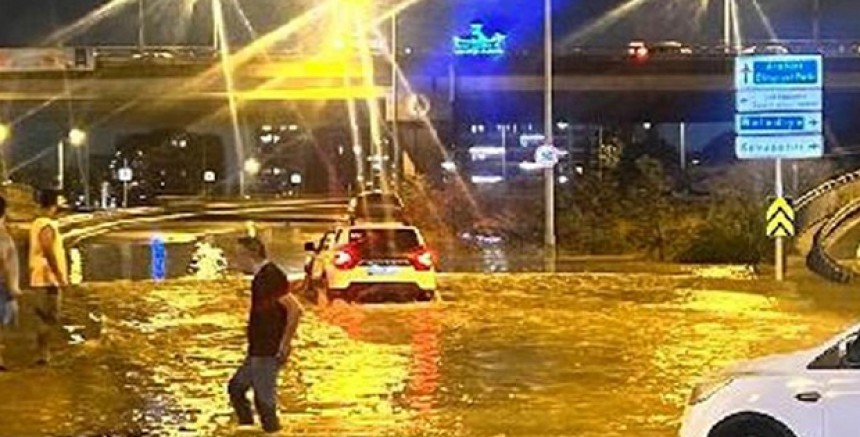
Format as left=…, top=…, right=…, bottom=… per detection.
left=228, top=356, right=281, bottom=433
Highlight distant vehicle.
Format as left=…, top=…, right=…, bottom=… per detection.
left=347, top=191, right=406, bottom=224
left=741, top=44, right=790, bottom=55
left=460, top=225, right=506, bottom=248
left=627, top=40, right=692, bottom=61
left=303, top=223, right=437, bottom=304
left=649, top=41, right=693, bottom=56
left=627, top=40, right=649, bottom=58
left=680, top=322, right=860, bottom=437
left=131, top=50, right=177, bottom=65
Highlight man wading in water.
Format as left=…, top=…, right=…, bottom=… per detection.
left=228, top=236, right=303, bottom=433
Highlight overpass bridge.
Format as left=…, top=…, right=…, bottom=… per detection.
left=5, top=50, right=860, bottom=123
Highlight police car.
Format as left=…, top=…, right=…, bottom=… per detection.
left=304, top=222, right=437, bottom=304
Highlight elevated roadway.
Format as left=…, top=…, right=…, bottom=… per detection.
left=5, top=54, right=860, bottom=123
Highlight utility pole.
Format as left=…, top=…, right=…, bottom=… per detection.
left=724, top=0, right=731, bottom=50
left=544, top=0, right=557, bottom=259
left=391, top=12, right=401, bottom=191
left=57, top=141, right=64, bottom=191
left=812, top=0, right=821, bottom=46
left=138, top=0, right=145, bottom=51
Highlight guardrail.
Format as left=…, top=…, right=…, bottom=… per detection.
left=805, top=197, right=860, bottom=283
left=795, top=168, right=860, bottom=238
left=61, top=199, right=349, bottom=246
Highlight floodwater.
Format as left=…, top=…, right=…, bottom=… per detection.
left=0, top=224, right=858, bottom=437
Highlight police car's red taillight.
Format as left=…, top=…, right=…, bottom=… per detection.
left=334, top=247, right=360, bottom=270
left=410, top=247, right=435, bottom=271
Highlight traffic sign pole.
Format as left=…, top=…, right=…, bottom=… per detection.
left=543, top=0, right=556, bottom=271
left=775, top=158, right=785, bottom=281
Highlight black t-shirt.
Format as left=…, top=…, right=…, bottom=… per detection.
left=247, top=262, right=290, bottom=357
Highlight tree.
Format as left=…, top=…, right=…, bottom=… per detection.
left=623, top=156, right=678, bottom=261
left=557, top=172, right=628, bottom=254
left=677, top=163, right=771, bottom=264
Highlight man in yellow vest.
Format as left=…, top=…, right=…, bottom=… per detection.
left=29, top=190, right=68, bottom=365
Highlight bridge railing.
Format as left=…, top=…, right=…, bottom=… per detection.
left=796, top=168, right=860, bottom=236
left=806, top=196, right=860, bottom=283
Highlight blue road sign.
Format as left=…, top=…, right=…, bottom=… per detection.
left=736, top=89, right=823, bottom=113
left=735, top=135, right=823, bottom=160
left=735, top=55, right=823, bottom=90
left=736, top=113, right=822, bottom=136
left=735, top=55, right=824, bottom=160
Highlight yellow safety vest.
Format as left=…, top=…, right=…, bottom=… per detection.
left=29, top=217, right=67, bottom=288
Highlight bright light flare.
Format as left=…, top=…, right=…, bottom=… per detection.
left=731, top=0, right=743, bottom=51
left=43, top=0, right=139, bottom=44
left=561, top=0, right=653, bottom=48
left=693, top=0, right=712, bottom=30
left=749, top=0, right=777, bottom=41
left=243, top=157, right=261, bottom=175
left=69, top=128, right=87, bottom=147
left=0, top=124, right=10, bottom=144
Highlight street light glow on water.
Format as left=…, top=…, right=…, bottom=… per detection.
left=1, top=262, right=857, bottom=436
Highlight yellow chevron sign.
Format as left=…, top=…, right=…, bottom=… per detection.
left=766, top=197, right=795, bottom=238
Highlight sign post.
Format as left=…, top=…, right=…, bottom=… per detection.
left=775, top=159, right=785, bottom=281
left=734, top=54, right=823, bottom=281
left=118, top=161, right=133, bottom=208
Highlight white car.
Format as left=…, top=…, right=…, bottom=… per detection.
left=742, top=44, right=791, bottom=55
left=680, top=323, right=860, bottom=437
left=304, top=223, right=437, bottom=304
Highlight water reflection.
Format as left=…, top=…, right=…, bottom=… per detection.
left=0, top=271, right=858, bottom=436
left=150, top=236, right=167, bottom=281
left=4, top=226, right=860, bottom=436
left=188, top=238, right=228, bottom=280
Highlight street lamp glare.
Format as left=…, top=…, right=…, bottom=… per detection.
left=69, top=128, right=87, bottom=147
left=0, top=124, right=10, bottom=144
left=244, top=157, right=261, bottom=175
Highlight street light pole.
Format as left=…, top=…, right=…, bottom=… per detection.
left=68, top=128, right=89, bottom=205
left=775, top=158, right=785, bottom=281
left=812, top=0, right=821, bottom=46
left=391, top=12, right=401, bottom=191
left=723, top=0, right=731, bottom=50
left=679, top=122, right=687, bottom=169
left=138, top=0, right=145, bottom=51
left=57, top=141, right=64, bottom=191
left=544, top=0, right=557, bottom=256
left=0, top=124, right=9, bottom=183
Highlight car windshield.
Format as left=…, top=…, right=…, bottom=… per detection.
left=348, top=229, right=421, bottom=257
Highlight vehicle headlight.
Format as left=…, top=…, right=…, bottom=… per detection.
left=689, top=375, right=735, bottom=406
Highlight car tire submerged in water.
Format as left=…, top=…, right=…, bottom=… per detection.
left=709, top=415, right=796, bottom=437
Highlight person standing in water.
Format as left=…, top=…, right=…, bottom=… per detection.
left=28, top=190, right=68, bottom=365
left=0, top=196, right=22, bottom=370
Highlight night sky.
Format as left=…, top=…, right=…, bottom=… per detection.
left=0, top=1, right=857, bottom=49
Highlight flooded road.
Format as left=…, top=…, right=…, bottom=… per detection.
left=0, top=224, right=858, bottom=436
